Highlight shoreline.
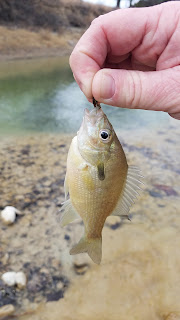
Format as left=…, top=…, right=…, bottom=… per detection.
left=0, top=121, right=180, bottom=319
left=0, top=48, right=71, bottom=62
left=0, top=26, right=84, bottom=62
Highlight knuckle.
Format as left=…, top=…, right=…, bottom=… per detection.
left=125, top=71, right=143, bottom=108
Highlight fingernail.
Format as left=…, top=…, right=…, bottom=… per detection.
left=77, top=72, right=94, bottom=100
left=100, top=73, right=115, bottom=99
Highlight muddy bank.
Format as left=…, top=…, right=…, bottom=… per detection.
left=0, top=117, right=180, bottom=319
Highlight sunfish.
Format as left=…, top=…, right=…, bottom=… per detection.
left=60, top=103, right=142, bottom=264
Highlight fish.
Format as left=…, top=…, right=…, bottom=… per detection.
left=60, top=101, right=142, bottom=264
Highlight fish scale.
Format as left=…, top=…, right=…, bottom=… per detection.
left=60, top=106, right=142, bottom=264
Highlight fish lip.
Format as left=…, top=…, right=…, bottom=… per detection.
left=84, top=108, right=104, bottom=123
left=83, top=108, right=91, bottom=122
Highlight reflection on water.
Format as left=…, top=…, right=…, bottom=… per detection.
left=0, top=57, right=169, bottom=136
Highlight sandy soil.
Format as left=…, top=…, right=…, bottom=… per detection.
left=0, top=116, right=180, bottom=320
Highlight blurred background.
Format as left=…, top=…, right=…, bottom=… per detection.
left=0, top=1, right=180, bottom=320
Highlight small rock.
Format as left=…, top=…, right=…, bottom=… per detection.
left=149, top=190, right=163, bottom=198
left=46, top=290, right=64, bottom=302
left=109, top=222, right=121, bottom=230
left=64, top=234, right=70, bottom=241
left=1, top=272, right=16, bottom=286
left=1, top=253, right=9, bottom=265
left=1, top=206, right=21, bottom=225
left=0, top=304, right=15, bottom=318
left=51, top=258, right=61, bottom=269
left=73, top=255, right=89, bottom=275
left=56, top=281, right=64, bottom=290
left=27, top=274, right=44, bottom=294
left=106, top=216, right=127, bottom=230
left=74, top=265, right=89, bottom=275
left=39, top=268, right=49, bottom=275
left=154, top=184, right=178, bottom=197
left=15, top=272, right=27, bottom=289
left=43, top=180, right=51, bottom=187
left=1, top=271, right=27, bottom=289
left=15, top=195, right=24, bottom=201
left=164, top=313, right=180, bottom=320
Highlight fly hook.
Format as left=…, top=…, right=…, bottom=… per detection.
left=93, top=97, right=101, bottom=109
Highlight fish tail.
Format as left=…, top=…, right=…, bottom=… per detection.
left=70, top=236, right=102, bottom=265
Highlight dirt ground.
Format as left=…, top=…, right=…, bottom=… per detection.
left=0, top=116, right=180, bottom=319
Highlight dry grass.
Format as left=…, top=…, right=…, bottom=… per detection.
left=0, top=26, right=65, bottom=50
left=0, top=26, right=84, bottom=58
left=0, top=0, right=111, bottom=59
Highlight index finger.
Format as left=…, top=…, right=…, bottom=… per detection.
left=69, top=7, right=149, bottom=99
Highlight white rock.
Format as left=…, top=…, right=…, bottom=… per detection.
left=1, top=206, right=20, bottom=225
left=1, top=272, right=16, bottom=286
left=0, top=304, right=15, bottom=318
left=15, top=271, right=27, bottom=289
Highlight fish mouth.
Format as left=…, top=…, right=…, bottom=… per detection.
left=84, top=108, right=104, bottom=124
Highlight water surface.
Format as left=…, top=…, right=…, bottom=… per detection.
left=0, top=56, right=169, bottom=136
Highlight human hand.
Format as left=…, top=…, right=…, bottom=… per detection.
left=70, top=1, right=180, bottom=120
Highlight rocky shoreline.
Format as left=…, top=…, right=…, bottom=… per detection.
left=0, top=119, right=180, bottom=319
left=0, top=134, right=73, bottom=316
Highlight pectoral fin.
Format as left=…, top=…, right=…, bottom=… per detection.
left=97, top=162, right=105, bottom=181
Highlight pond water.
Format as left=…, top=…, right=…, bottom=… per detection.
left=0, top=57, right=180, bottom=320
left=0, top=56, right=169, bottom=136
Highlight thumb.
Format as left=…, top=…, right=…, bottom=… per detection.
left=92, top=68, right=180, bottom=119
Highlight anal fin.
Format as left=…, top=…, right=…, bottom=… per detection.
left=59, top=199, right=80, bottom=227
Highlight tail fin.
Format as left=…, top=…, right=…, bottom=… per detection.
left=70, top=236, right=102, bottom=264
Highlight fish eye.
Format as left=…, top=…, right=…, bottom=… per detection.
left=99, top=129, right=112, bottom=143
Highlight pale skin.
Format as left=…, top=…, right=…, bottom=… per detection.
left=69, top=1, right=180, bottom=120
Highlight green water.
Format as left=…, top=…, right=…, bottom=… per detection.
left=0, top=56, right=170, bottom=136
